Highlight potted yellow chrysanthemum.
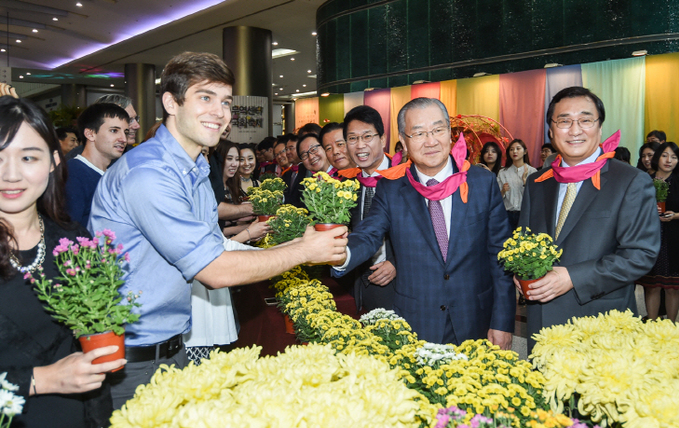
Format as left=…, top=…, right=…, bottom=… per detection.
left=301, top=171, right=359, bottom=232
left=498, top=227, right=562, bottom=296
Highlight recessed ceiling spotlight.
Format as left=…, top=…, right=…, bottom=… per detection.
left=0, top=49, right=5, bottom=52
left=15, top=40, right=21, bottom=43
left=302, top=84, right=306, bottom=87
left=290, top=57, right=295, bottom=61
left=26, top=72, right=31, bottom=75
left=19, top=75, right=23, bottom=79
left=32, top=29, right=38, bottom=33
left=307, top=70, right=312, bottom=74
left=274, top=92, right=278, bottom=96
left=279, top=74, right=283, bottom=78
left=76, top=2, right=83, bottom=6
left=110, top=84, right=114, bottom=87
left=311, top=31, right=317, bottom=36
left=279, top=88, right=283, bottom=91
left=272, top=41, right=278, bottom=46
left=296, top=89, right=299, bottom=92
left=632, top=50, right=648, bottom=57
left=53, top=17, right=58, bottom=21
left=271, top=83, right=276, bottom=86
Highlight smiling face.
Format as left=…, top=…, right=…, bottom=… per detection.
left=346, top=120, right=385, bottom=175
left=540, top=147, right=554, bottom=162
left=239, top=147, right=256, bottom=177
left=274, top=143, right=289, bottom=168
left=163, top=80, right=233, bottom=160
left=0, top=122, right=55, bottom=217
left=657, top=147, right=678, bottom=175
left=322, top=128, right=354, bottom=170
left=124, top=104, right=141, bottom=145
left=400, top=105, right=452, bottom=177
left=641, top=148, right=655, bottom=171
left=299, top=136, right=331, bottom=173
left=549, top=96, right=602, bottom=166
left=223, top=146, right=240, bottom=179
left=286, top=139, right=300, bottom=164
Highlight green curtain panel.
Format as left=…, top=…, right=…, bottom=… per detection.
left=319, top=94, right=345, bottom=125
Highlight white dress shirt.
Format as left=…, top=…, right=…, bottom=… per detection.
left=555, top=148, right=602, bottom=226
left=415, top=156, right=454, bottom=236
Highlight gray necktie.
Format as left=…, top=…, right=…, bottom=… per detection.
left=362, top=186, right=375, bottom=220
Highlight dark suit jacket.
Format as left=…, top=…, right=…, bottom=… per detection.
left=519, top=159, right=660, bottom=349
left=335, top=160, right=515, bottom=344
left=348, top=179, right=396, bottom=312
left=282, top=163, right=308, bottom=208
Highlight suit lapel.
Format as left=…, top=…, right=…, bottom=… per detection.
left=555, top=161, right=610, bottom=244
left=400, top=164, right=444, bottom=264
left=541, top=175, right=560, bottom=237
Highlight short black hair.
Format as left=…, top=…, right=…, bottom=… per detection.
left=647, top=130, right=667, bottom=142
left=257, top=136, right=276, bottom=152
left=297, top=123, right=322, bottom=139
left=614, top=147, right=631, bottom=164
left=651, top=142, right=679, bottom=172
left=637, top=141, right=661, bottom=171
left=77, top=103, right=129, bottom=142
left=343, top=105, right=384, bottom=139
left=319, top=122, right=343, bottom=148
left=541, top=143, right=555, bottom=152
left=56, top=127, right=77, bottom=141
left=546, top=86, right=605, bottom=127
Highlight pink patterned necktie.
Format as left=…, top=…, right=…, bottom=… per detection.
left=427, top=179, right=448, bottom=261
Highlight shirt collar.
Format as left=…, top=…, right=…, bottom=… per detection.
left=362, top=155, right=390, bottom=177
left=155, top=124, right=210, bottom=179
left=415, top=156, right=453, bottom=185
left=562, top=147, right=602, bottom=168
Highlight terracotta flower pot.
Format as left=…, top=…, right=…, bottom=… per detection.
left=658, top=201, right=666, bottom=213
left=284, top=314, right=295, bottom=334
left=517, top=277, right=543, bottom=299
left=258, top=215, right=275, bottom=223
left=78, top=331, right=125, bottom=372
left=313, top=223, right=344, bottom=265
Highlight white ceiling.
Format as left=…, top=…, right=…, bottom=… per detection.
left=4, top=0, right=324, bottom=100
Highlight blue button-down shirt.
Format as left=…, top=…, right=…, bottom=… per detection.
left=89, top=125, right=225, bottom=346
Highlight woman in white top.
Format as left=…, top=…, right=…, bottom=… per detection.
left=497, top=139, right=536, bottom=229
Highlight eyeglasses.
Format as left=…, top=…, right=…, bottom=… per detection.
left=130, top=115, right=140, bottom=124
left=299, top=144, right=322, bottom=161
left=551, top=117, right=599, bottom=129
left=403, top=126, right=449, bottom=143
left=275, top=148, right=288, bottom=156
left=346, top=133, right=379, bottom=145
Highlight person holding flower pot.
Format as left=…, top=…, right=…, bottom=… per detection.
left=637, top=142, right=679, bottom=321
left=0, top=96, right=123, bottom=427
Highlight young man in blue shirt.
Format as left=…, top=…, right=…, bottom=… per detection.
left=89, top=52, right=348, bottom=408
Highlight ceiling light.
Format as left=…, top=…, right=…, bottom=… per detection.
left=19, top=75, right=23, bottom=79
left=412, top=80, right=430, bottom=84
left=32, top=29, right=38, bottom=33
left=26, top=72, right=31, bottom=75
left=632, top=50, right=648, bottom=57
left=274, top=92, right=278, bottom=96
left=272, top=48, right=298, bottom=59
left=290, top=57, right=295, bottom=61
left=76, top=2, right=83, bottom=6
left=544, top=63, right=563, bottom=68
left=53, top=17, right=58, bottom=21
left=296, top=89, right=299, bottom=92
left=364, top=88, right=375, bottom=92
left=311, top=31, right=317, bottom=36
left=473, top=72, right=489, bottom=77
left=279, top=74, right=283, bottom=78
left=321, top=93, right=330, bottom=97
left=271, top=83, right=276, bottom=86
left=307, top=70, right=312, bottom=73
left=110, top=84, right=114, bottom=87
left=279, top=87, right=283, bottom=91
left=15, top=40, right=21, bottom=43
left=0, top=49, right=5, bottom=52
left=272, top=41, right=278, bottom=46
left=302, top=84, right=306, bottom=87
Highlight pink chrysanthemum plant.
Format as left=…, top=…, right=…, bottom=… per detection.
left=29, top=229, right=141, bottom=338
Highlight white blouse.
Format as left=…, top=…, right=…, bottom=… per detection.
left=497, top=164, right=537, bottom=211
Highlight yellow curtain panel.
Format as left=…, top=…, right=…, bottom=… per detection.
left=389, top=86, right=412, bottom=154
left=456, top=75, right=500, bottom=121
left=645, top=52, right=679, bottom=142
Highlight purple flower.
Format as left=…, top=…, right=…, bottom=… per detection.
left=124, top=253, right=130, bottom=262
left=115, top=243, right=124, bottom=254
left=101, top=229, right=116, bottom=240
left=434, top=414, right=450, bottom=428
left=71, top=244, right=79, bottom=255
left=53, top=237, right=73, bottom=255
left=63, top=260, right=72, bottom=267
left=66, top=268, right=77, bottom=276
left=23, top=272, right=31, bottom=280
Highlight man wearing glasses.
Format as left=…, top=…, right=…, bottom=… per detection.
left=334, top=98, right=515, bottom=348
left=273, top=139, right=291, bottom=173
left=336, top=106, right=398, bottom=313
left=520, top=86, right=660, bottom=350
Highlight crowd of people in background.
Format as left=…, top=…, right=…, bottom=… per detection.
left=0, top=50, right=671, bottom=427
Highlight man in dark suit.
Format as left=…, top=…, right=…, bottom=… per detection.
left=334, top=98, right=515, bottom=347
left=519, top=86, right=660, bottom=350
left=342, top=106, right=397, bottom=312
